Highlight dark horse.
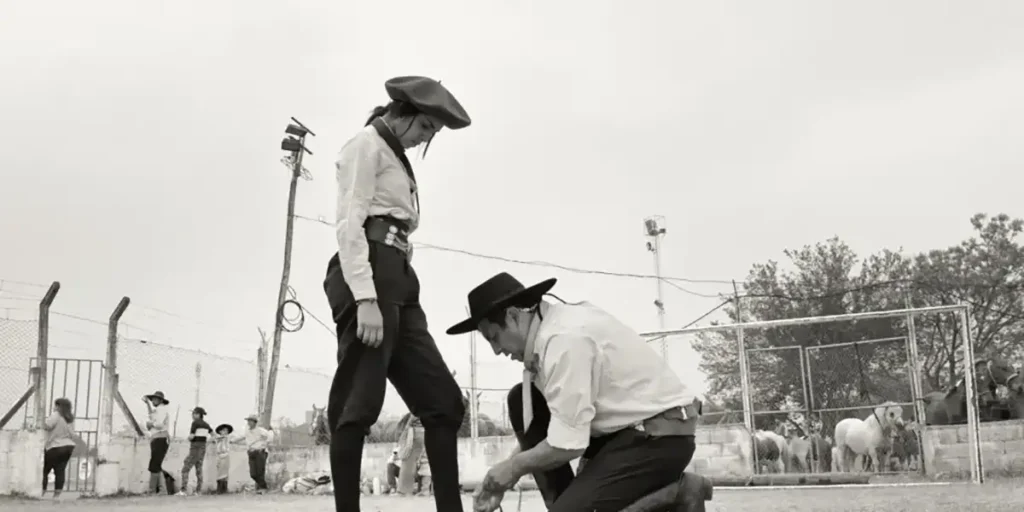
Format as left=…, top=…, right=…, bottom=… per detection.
left=923, top=357, right=1021, bottom=425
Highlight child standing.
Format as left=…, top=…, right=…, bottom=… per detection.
left=178, top=407, right=212, bottom=495
left=211, top=423, right=234, bottom=494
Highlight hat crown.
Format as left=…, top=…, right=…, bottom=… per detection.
left=467, top=273, right=529, bottom=317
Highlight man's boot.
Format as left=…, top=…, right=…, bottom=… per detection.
left=676, top=472, right=713, bottom=512
left=149, top=473, right=161, bottom=494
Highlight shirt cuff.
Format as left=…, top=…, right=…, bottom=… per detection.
left=546, top=414, right=590, bottom=451
left=350, top=279, right=378, bottom=303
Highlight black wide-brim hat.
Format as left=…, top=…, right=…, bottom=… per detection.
left=145, top=391, right=169, bottom=404
left=385, top=76, right=471, bottom=130
left=446, top=273, right=557, bottom=335
left=215, top=423, right=234, bottom=435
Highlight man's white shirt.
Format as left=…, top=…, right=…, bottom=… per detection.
left=524, top=302, right=695, bottom=451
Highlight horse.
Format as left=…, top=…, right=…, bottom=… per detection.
left=833, top=402, right=904, bottom=472
left=977, top=356, right=1022, bottom=420
left=804, top=418, right=833, bottom=473
left=923, top=357, right=1017, bottom=425
left=889, top=420, right=921, bottom=471
left=752, top=429, right=787, bottom=474
left=310, top=404, right=330, bottom=446
left=777, top=420, right=810, bottom=473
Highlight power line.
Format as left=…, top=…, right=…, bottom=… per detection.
left=292, top=214, right=734, bottom=286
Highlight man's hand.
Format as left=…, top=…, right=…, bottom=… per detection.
left=188, top=434, right=195, bottom=441
left=481, top=459, right=521, bottom=494
left=472, top=484, right=504, bottom=512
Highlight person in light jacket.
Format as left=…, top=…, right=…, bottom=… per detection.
left=42, top=398, right=79, bottom=498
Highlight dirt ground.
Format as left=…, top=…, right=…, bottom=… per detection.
left=4, top=481, right=1023, bottom=512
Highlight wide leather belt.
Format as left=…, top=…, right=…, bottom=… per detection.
left=364, top=216, right=410, bottom=253
left=634, top=398, right=702, bottom=437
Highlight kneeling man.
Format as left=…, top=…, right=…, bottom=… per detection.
left=446, top=273, right=712, bottom=512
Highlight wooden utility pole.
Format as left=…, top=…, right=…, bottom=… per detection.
left=262, top=118, right=315, bottom=428
left=257, top=327, right=269, bottom=417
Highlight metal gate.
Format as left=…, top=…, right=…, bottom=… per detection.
left=27, top=358, right=104, bottom=493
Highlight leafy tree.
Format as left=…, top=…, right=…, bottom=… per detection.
left=693, top=213, right=1024, bottom=429
left=910, top=213, right=1024, bottom=389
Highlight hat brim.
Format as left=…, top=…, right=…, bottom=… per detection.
left=145, top=394, right=169, bottom=404
left=445, top=278, right=557, bottom=336
left=216, top=424, right=234, bottom=434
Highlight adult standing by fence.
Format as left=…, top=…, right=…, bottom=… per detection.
left=41, top=398, right=79, bottom=498
left=243, top=415, right=271, bottom=493
left=322, top=75, right=472, bottom=512
left=143, top=391, right=176, bottom=495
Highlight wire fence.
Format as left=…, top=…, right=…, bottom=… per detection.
left=647, top=304, right=984, bottom=481
left=114, top=337, right=332, bottom=441
left=0, top=319, right=37, bottom=429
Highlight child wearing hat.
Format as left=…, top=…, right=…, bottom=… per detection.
left=211, top=423, right=235, bottom=494
left=178, top=406, right=212, bottom=495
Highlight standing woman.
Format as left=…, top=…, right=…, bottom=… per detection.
left=42, top=398, right=78, bottom=498
left=142, top=391, right=176, bottom=495
left=323, top=76, right=470, bottom=512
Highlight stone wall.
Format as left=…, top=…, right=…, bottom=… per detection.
left=0, top=430, right=45, bottom=497
left=94, top=434, right=523, bottom=495
left=0, top=423, right=759, bottom=496
left=689, top=425, right=752, bottom=477
left=921, top=419, right=1024, bottom=476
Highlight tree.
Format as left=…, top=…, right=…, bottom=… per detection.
left=693, top=213, right=1024, bottom=430
left=910, top=213, right=1024, bottom=389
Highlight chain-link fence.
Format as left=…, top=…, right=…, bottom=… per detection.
left=115, top=337, right=337, bottom=443
left=115, top=338, right=259, bottom=437
left=647, top=304, right=984, bottom=482
left=0, top=319, right=37, bottom=429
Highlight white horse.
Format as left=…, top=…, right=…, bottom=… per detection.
left=833, top=402, right=904, bottom=472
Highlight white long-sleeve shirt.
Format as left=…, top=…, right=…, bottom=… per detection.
left=524, top=302, right=695, bottom=451
left=334, top=124, right=419, bottom=302
left=147, top=405, right=170, bottom=439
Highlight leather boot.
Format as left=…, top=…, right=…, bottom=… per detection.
left=676, top=472, right=713, bottom=512
left=149, top=473, right=161, bottom=494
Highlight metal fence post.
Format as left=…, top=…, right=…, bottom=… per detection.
left=34, top=282, right=60, bottom=428
left=958, top=302, right=983, bottom=484
left=903, top=295, right=927, bottom=435
left=99, top=298, right=130, bottom=445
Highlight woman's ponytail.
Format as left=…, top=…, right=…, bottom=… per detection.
left=364, top=105, right=389, bottom=126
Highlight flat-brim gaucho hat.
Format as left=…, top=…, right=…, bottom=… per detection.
left=385, top=76, right=471, bottom=130
left=446, top=273, right=557, bottom=335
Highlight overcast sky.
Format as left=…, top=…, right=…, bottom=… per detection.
left=1, top=0, right=1022, bottom=425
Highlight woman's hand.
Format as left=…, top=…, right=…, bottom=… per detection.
left=356, top=300, right=384, bottom=348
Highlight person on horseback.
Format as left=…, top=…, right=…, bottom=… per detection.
left=446, top=273, right=713, bottom=512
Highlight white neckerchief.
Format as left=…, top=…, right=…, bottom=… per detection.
left=520, top=305, right=546, bottom=431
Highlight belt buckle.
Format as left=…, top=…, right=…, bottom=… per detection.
left=632, top=422, right=646, bottom=433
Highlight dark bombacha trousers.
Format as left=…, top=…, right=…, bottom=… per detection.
left=323, top=242, right=465, bottom=512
